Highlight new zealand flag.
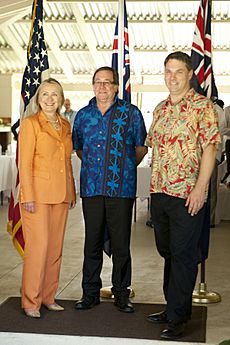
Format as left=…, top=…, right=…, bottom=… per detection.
left=112, top=0, right=131, bottom=103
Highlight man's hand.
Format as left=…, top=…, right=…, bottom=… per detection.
left=136, top=146, right=148, bottom=166
left=185, top=186, right=206, bottom=216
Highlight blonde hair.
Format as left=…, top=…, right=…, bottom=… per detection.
left=35, top=78, right=64, bottom=114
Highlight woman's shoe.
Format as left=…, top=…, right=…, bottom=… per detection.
left=24, top=309, right=40, bottom=318
left=45, top=303, right=64, bottom=311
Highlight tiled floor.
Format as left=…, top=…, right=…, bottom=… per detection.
left=0, top=197, right=229, bottom=345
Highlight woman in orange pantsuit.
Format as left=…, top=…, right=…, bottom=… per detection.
left=19, top=78, right=76, bottom=318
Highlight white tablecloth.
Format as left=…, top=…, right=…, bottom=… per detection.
left=71, top=153, right=81, bottom=194
left=0, top=155, right=16, bottom=192
left=136, top=165, right=151, bottom=198
left=134, top=165, right=151, bottom=221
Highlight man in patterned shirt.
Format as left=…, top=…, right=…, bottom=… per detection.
left=145, top=52, right=220, bottom=340
left=72, top=66, right=147, bottom=313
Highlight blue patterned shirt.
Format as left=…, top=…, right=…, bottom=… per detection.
left=72, top=96, right=147, bottom=198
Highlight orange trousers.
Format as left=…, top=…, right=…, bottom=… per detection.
left=20, top=202, right=69, bottom=310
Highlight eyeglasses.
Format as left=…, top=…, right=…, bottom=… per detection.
left=93, top=81, right=115, bottom=88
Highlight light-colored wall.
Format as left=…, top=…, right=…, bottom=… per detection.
left=0, top=74, right=21, bottom=124
left=11, top=75, right=21, bottom=124
left=0, top=75, right=13, bottom=118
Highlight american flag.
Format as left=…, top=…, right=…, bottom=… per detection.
left=7, top=0, right=49, bottom=257
left=112, top=0, right=131, bottom=103
left=191, top=0, right=218, bottom=99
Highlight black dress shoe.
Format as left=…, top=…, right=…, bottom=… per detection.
left=146, top=220, right=154, bottom=228
left=160, top=320, right=186, bottom=340
left=147, top=310, right=168, bottom=324
left=114, top=295, right=134, bottom=313
left=75, top=295, right=100, bottom=310
left=221, top=172, right=230, bottom=184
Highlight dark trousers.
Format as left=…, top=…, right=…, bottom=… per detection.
left=81, top=196, right=134, bottom=297
left=151, top=193, right=206, bottom=322
left=222, top=139, right=230, bottom=182
left=226, top=139, right=230, bottom=174
left=210, top=159, right=218, bottom=225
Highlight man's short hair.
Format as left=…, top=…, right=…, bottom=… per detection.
left=164, top=51, right=193, bottom=71
left=92, top=66, right=119, bottom=85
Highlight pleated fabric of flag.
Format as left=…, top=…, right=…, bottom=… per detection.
left=191, top=0, right=218, bottom=99
left=112, top=0, right=131, bottom=103
left=7, top=0, right=50, bottom=257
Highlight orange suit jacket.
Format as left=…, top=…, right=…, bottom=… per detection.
left=19, top=111, right=76, bottom=204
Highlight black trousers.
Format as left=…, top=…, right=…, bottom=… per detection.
left=226, top=139, right=230, bottom=174
left=81, top=196, right=134, bottom=297
left=210, top=159, right=218, bottom=225
left=222, top=139, right=230, bottom=182
left=151, top=193, right=206, bottom=322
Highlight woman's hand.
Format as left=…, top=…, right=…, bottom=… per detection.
left=69, top=200, right=76, bottom=209
left=22, top=201, right=35, bottom=213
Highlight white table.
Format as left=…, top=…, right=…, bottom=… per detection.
left=136, top=165, right=151, bottom=198
left=134, top=165, right=151, bottom=222
left=71, top=153, right=81, bottom=194
left=0, top=154, right=16, bottom=205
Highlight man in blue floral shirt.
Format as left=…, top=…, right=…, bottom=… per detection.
left=72, top=66, right=147, bottom=313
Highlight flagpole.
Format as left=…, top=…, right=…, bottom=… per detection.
left=118, top=0, right=124, bottom=99
left=191, top=0, right=221, bottom=304
left=7, top=0, right=50, bottom=258
left=193, top=261, right=221, bottom=303
left=100, top=0, right=134, bottom=300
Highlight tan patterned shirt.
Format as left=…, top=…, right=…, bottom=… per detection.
left=145, top=88, right=221, bottom=199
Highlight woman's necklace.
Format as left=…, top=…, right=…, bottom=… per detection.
left=47, top=116, right=61, bottom=130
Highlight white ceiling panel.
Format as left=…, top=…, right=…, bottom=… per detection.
left=0, top=0, right=230, bottom=89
